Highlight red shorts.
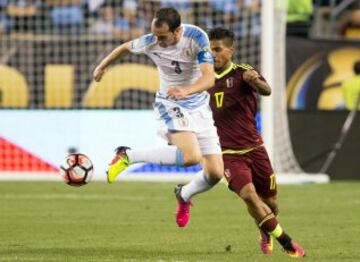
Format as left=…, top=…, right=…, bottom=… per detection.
left=223, top=146, right=277, bottom=198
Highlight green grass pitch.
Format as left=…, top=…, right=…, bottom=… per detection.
left=0, top=181, right=359, bottom=261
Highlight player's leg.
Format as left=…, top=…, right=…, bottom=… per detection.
left=174, top=154, right=223, bottom=227
left=174, top=104, right=223, bottom=227
left=171, top=132, right=220, bottom=227
left=107, top=102, right=201, bottom=183
left=168, top=131, right=203, bottom=166
left=234, top=172, right=304, bottom=257
left=180, top=107, right=225, bottom=196
left=258, top=196, right=305, bottom=257
left=106, top=144, right=185, bottom=183
left=179, top=154, right=223, bottom=202
left=236, top=183, right=274, bottom=255
left=262, top=195, right=279, bottom=216
left=222, top=155, right=274, bottom=254
left=251, top=147, right=305, bottom=257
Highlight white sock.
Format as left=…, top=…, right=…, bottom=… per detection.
left=127, top=145, right=184, bottom=166
left=180, top=171, right=219, bottom=202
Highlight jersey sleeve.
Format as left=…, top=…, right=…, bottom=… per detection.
left=195, top=32, right=213, bottom=64
left=197, top=48, right=214, bottom=64
left=184, top=26, right=214, bottom=64
left=129, top=34, right=156, bottom=54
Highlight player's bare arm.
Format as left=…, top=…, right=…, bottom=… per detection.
left=93, top=41, right=132, bottom=82
left=243, top=70, right=272, bottom=96
left=167, top=63, right=215, bottom=99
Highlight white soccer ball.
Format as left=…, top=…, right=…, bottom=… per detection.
left=60, top=153, right=94, bottom=187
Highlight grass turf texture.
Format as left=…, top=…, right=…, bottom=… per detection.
left=0, top=181, right=359, bottom=261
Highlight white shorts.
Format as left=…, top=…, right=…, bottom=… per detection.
left=154, top=98, right=221, bottom=156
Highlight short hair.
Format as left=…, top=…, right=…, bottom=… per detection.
left=154, top=8, right=181, bottom=32
left=354, top=60, right=360, bottom=74
left=208, top=27, right=235, bottom=47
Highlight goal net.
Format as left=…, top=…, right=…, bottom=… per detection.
left=0, top=0, right=328, bottom=183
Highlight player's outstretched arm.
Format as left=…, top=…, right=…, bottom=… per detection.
left=243, top=70, right=272, bottom=96
left=93, top=41, right=132, bottom=82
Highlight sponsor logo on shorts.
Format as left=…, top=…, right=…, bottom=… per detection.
left=178, top=118, right=189, bottom=127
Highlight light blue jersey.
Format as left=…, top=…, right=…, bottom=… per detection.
left=129, top=24, right=213, bottom=109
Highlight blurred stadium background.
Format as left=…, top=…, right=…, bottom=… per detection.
left=0, top=0, right=360, bottom=261
left=0, top=0, right=358, bottom=181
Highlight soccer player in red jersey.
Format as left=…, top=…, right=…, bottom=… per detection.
left=208, top=27, right=305, bottom=258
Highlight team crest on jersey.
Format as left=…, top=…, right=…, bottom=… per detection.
left=226, top=77, right=234, bottom=88
left=182, top=48, right=193, bottom=59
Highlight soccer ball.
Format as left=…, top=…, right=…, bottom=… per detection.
left=60, top=153, right=94, bottom=186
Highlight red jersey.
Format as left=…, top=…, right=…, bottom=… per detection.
left=208, top=62, right=264, bottom=150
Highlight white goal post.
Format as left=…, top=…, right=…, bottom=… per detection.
left=261, top=0, right=329, bottom=183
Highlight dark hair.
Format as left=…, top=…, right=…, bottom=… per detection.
left=208, top=27, right=235, bottom=47
left=354, top=60, right=360, bottom=74
left=154, top=8, right=181, bottom=32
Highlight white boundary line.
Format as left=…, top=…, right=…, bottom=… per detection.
left=0, top=172, right=330, bottom=184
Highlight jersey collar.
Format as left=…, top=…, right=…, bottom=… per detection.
left=215, top=62, right=234, bottom=79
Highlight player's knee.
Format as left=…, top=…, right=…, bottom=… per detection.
left=211, top=169, right=224, bottom=181
left=183, top=151, right=202, bottom=166
left=207, top=172, right=223, bottom=184
left=206, top=163, right=224, bottom=181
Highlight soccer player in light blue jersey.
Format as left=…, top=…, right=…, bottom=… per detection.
left=93, top=7, right=223, bottom=227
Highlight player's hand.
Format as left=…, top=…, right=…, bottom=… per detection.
left=93, top=66, right=106, bottom=82
left=167, top=86, right=188, bottom=100
left=243, top=70, right=261, bottom=86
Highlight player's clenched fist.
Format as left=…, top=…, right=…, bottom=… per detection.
left=93, top=66, right=105, bottom=82
left=167, top=86, right=188, bottom=100
left=242, top=69, right=271, bottom=95
left=243, top=69, right=260, bottom=85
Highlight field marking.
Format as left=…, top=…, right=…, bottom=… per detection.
left=0, top=194, right=166, bottom=201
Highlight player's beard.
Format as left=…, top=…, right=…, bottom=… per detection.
left=215, top=59, right=231, bottom=72
left=214, top=60, right=224, bottom=72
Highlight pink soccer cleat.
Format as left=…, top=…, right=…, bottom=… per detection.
left=284, top=240, right=306, bottom=258
left=259, top=229, right=273, bottom=254
left=174, top=184, right=192, bottom=228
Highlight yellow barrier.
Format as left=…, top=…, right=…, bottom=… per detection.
left=0, top=65, right=28, bottom=107
left=45, top=65, right=74, bottom=108
left=83, top=63, right=159, bottom=108
left=0, top=63, right=159, bottom=108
